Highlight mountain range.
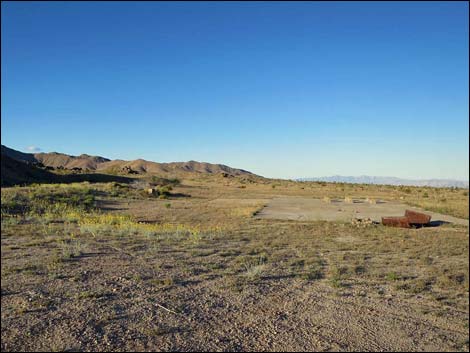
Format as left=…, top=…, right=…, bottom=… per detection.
left=0, top=145, right=256, bottom=186
left=296, top=175, right=469, bottom=188
left=3, top=144, right=468, bottom=189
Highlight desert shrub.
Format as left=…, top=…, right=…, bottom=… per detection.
left=354, top=265, right=366, bottom=275
left=408, top=279, right=432, bottom=294
left=1, top=184, right=96, bottom=218
left=302, top=265, right=323, bottom=281
left=106, top=182, right=131, bottom=197
left=77, top=212, right=222, bottom=240
left=1, top=191, right=30, bottom=214
left=241, top=255, right=267, bottom=279
left=436, top=273, right=468, bottom=290
left=59, top=238, right=85, bottom=259
left=157, top=185, right=172, bottom=195
left=150, top=176, right=180, bottom=187
left=386, top=272, right=400, bottom=281
left=331, top=265, right=349, bottom=278
left=290, top=259, right=305, bottom=269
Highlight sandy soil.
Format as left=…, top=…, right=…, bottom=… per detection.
left=256, top=197, right=470, bottom=226
left=2, top=220, right=469, bottom=352
left=1, top=181, right=469, bottom=351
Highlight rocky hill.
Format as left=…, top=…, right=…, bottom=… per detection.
left=1, top=145, right=256, bottom=185
left=0, top=154, right=57, bottom=186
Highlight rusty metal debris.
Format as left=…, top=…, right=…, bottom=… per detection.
left=404, top=210, right=432, bottom=224
left=382, top=210, right=431, bottom=228
left=382, top=216, right=411, bottom=228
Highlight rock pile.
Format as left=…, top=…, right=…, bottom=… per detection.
left=121, top=166, right=139, bottom=174
left=351, top=217, right=374, bottom=227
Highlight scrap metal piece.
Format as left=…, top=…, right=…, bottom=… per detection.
left=382, top=216, right=411, bottom=228
left=404, top=210, right=431, bottom=225
left=382, top=210, right=432, bottom=228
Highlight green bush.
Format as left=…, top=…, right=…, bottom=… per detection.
left=1, top=184, right=97, bottom=218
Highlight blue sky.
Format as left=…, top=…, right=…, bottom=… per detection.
left=2, top=1, right=468, bottom=179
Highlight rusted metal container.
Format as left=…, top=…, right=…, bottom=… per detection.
left=404, top=210, right=431, bottom=225
left=382, top=216, right=411, bottom=228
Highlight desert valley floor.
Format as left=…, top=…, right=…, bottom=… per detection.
left=1, top=176, right=469, bottom=351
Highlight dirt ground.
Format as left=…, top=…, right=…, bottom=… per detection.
left=1, top=179, right=469, bottom=352
left=256, top=196, right=470, bottom=226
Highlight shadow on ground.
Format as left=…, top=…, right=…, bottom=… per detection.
left=425, top=220, right=451, bottom=227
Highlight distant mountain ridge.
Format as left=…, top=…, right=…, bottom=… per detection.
left=1, top=145, right=255, bottom=179
left=296, top=175, right=469, bottom=188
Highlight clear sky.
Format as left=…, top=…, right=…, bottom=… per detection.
left=2, top=1, right=469, bottom=180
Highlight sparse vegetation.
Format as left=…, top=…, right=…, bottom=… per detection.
left=1, top=179, right=468, bottom=352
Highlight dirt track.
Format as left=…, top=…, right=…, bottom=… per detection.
left=256, top=197, right=470, bottom=226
